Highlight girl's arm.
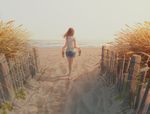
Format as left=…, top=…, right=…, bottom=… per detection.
left=74, top=39, right=81, bottom=56
left=74, top=39, right=80, bottom=50
left=62, top=39, right=67, bottom=57
left=62, top=39, right=67, bottom=51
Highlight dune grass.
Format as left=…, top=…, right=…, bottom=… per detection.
left=114, top=21, right=150, bottom=57
left=0, top=20, right=30, bottom=58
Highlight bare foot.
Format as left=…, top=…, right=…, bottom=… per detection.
left=68, top=76, right=72, bottom=80
left=68, top=71, right=71, bottom=76
left=67, top=72, right=71, bottom=80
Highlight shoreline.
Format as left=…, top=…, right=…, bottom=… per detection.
left=32, top=45, right=102, bottom=49
left=29, top=39, right=103, bottom=48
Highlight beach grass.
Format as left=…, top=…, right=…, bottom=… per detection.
left=0, top=20, right=30, bottom=58
left=113, top=21, right=150, bottom=57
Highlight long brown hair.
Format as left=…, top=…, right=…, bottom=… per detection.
left=64, top=28, right=74, bottom=38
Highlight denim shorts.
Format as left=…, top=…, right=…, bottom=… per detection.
left=66, top=50, right=76, bottom=58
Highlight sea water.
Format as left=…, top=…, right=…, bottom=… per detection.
left=29, top=39, right=105, bottom=48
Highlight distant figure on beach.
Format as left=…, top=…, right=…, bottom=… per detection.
left=62, top=28, right=81, bottom=76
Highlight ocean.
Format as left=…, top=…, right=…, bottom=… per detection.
left=29, top=39, right=103, bottom=48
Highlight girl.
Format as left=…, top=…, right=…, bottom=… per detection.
left=62, top=28, right=81, bottom=76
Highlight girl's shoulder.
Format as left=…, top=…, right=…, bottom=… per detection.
left=71, top=36, right=76, bottom=40
left=67, top=36, right=75, bottom=40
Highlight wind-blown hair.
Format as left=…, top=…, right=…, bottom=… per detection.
left=64, top=28, right=74, bottom=38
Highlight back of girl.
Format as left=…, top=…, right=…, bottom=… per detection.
left=62, top=28, right=81, bottom=77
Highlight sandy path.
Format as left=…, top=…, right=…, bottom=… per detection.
left=36, top=48, right=101, bottom=114
left=38, top=48, right=101, bottom=79
left=11, top=47, right=135, bottom=114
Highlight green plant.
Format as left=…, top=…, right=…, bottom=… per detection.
left=0, top=102, right=13, bottom=114
left=115, top=81, right=129, bottom=101
left=15, top=88, right=26, bottom=100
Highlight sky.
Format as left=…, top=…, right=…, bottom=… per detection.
left=0, top=0, right=150, bottom=43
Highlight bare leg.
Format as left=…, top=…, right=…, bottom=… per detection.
left=67, top=57, right=74, bottom=75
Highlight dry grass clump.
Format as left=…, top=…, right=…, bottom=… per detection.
left=114, top=22, right=150, bottom=57
left=0, top=20, right=30, bottom=58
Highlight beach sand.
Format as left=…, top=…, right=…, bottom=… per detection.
left=10, top=47, right=135, bottom=114
left=38, top=47, right=101, bottom=79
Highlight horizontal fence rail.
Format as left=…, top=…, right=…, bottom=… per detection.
left=101, top=45, right=150, bottom=114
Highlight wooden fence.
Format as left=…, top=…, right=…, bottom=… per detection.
left=101, top=45, right=150, bottom=114
left=0, top=47, right=40, bottom=104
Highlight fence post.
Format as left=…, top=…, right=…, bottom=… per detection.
left=117, top=55, right=125, bottom=92
left=106, top=49, right=111, bottom=70
left=110, top=51, right=115, bottom=84
left=101, top=46, right=107, bottom=73
left=0, top=54, right=15, bottom=101
left=0, top=82, right=5, bottom=103
left=8, top=58, right=19, bottom=92
left=33, top=47, right=40, bottom=73
left=113, top=53, right=118, bottom=84
left=106, top=49, right=112, bottom=83
left=134, top=64, right=149, bottom=110
left=124, top=54, right=141, bottom=106
left=122, top=58, right=131, bottom=90
left=138, top=80, right=150, bottom=114
left=146, top=103, right=150, bottom=114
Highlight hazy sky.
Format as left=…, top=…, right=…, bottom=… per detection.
left=0, top=0, right=150, bottom=43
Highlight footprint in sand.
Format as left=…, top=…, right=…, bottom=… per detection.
left=49, top=68, right=57, bottom=75
left=59, top=62, right=67, bottom=74
left=73, top=61, right=78, bottom=70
